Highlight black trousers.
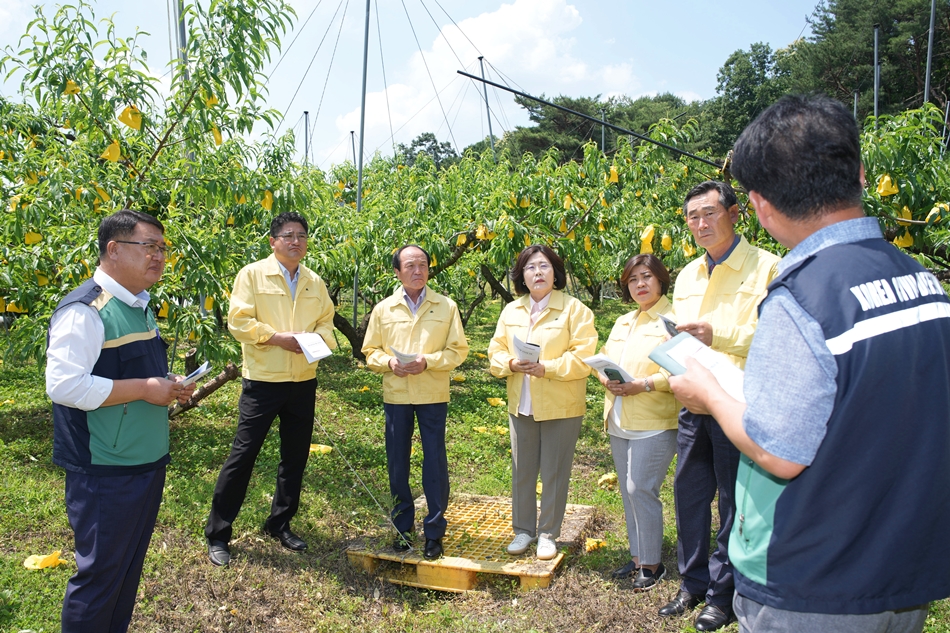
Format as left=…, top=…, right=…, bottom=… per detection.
left=205, top=378, right=316, bottom=543
left=673, top=409, right=740, bottom=608
left=384, top=402, right=449, bottom=540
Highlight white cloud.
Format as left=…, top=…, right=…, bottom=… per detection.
left=0, top=0, right=31, bottom=44
left=318, top=0, right=643, bottom=165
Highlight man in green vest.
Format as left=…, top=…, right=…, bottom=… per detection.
left=46, top=209, right=195, bottom=633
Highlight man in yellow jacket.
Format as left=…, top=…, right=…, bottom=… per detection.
left=362, top=245, right=469, bottom=560
left=205, top=212, right=336, bottom=567
left=659, top=181, right=780, bottom=631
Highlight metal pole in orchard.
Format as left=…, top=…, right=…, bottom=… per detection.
left=304, top=111, right=310, bottom=166
left=924, top=0, right=936, bottom=104
left=478, top=57, right=496, bottom=161
left=350, top=131, right=357, bottom=166
left=873, top=24, right=880, bottom=130
left=353, top=0, right=372, bottom=328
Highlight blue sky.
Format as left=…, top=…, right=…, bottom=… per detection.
left=0, top=0, right=818, bottom=167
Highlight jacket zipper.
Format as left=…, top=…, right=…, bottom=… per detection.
left=113, top=403, right=128, bottom=448
left=738, top=456, right=753, bottom=540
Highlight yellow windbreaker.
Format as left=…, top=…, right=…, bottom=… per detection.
left=599, top=295, right=680, bottom=431
left=672, top=236, right=780, bottom=369
left=488, top=290, right=597, bottom=421
left=362, top=286, right=469, bottom=404
left=228, top=254, right=337, bottom=382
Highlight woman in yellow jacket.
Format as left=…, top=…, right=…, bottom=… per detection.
left=488, top=245, right=597, bottom=560
left=597, top=253, right=679, bottom=590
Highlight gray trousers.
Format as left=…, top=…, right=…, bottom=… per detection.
left=609, top=430, right=677, bottom=566
left=735, top=594, right=928, bottom=633
left=509, top=413, right=582, bottom=539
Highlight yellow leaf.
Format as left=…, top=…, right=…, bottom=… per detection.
left=23, top=550, right=67, bottom=569
left=158, top=301, right=169, bottom=318
left=452, top=375, right=466, bottom=382
left=559, top=218, right=568, bottom=233
left=584, top=235, right=592, bottom=252
left=892, top=230, right=913, bottom=248
left=474, top=426, right=488, bottom=433
left=585, top=538, right=606, bottom=552
left=876, top=174, right=898, bottom=197
left=117, top=105, right=142, bottom=130
left=204, top=296, right=214, bottom=311
left=309, top=444, right=332, bottom=454
left=456, top=233, right=467, bottom=246
left=358, top=385, right=370, bottom=392
left=212, top=125, right=222, bottom=146
left=64, top=80, right=80, bottom=95
left=486, top=397, right=506, bottom=407
left=25, top=231, right=42, bottom=245
left=682, top=239, right=696, bottom=258
left=897, top=206, right=912, bottom=226
left=609, top=165, right=619, bottom=183
left=640, top=225, right=655, bottom=254
left=564, top=194, right=573, bottom=210
left=205, top=94, right=219, bottom=107
left=520, top=197, right=530, bottom=208
left=100, top=141, right=121, bottom=163
left=261, top=190, right=274, bottom=211
left=661, top=233, right=672, bottom=251
left=598, top=472, right=618, bottom=490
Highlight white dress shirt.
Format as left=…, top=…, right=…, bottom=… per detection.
left=45, top=268, right=152, bottom=411
left=517, top=292, right=550, bottom=417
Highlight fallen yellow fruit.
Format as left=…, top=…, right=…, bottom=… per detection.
left=585, top=538, right=606, bottom=552
left=486, top=397, right=506, bottom=407
left=309, top=444, right=332, bottom=454
left=452, top=375, right=466, bottom=382
left=24, top=550, right=67, bottom=569
left=598, top=472, right=618, bottom=490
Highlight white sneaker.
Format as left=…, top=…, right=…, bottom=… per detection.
left=536, top=536, right=557, bottom=560
left=506, top=533, right=537, bottom=555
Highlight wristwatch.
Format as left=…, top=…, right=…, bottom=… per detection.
left=643, top=378, right=652, bottom=392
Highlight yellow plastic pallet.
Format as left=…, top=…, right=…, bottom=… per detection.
left=346, top=494, right=596, bottom=592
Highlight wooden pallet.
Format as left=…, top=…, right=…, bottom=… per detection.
left=346, top=495, right=596, bottom=592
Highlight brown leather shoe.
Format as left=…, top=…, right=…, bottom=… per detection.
left=658, top=588, right=703, bottom=616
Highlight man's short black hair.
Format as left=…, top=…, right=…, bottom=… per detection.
left=682, top=181, right=738, bottom=214
left=270, top=212, right=309, bottom=237
left=392, top=245, right=431, bottom=270
left=731, top=94, right=863, bottom=220
left=98, top=210, right=164, bottom=257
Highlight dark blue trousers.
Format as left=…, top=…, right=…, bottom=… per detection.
left=384, top=402, right=449, bottom=540
left=62, top=466, right=165, bottom=633
left=205, top=379, right=316, bottom=543
left=673, top=409, right=740, bottom=609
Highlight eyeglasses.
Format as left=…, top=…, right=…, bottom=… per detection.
left=276, top=232, right=309, bottom=242
left=115, top=240, right=167, bottom=257
left=524, top=263, right=552, bottom=274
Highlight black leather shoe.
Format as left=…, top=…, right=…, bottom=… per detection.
left=610, top=559, right=639, bottom=579
left=208, top=539, right=231, bottom=567
left=632, top=563, right=666, bottom=591
left=393, top=532, right=414, bottom=552
left=694, top=604, right=735, bottom=631
left=263, top=524, right=307, bottom=552
left=423, top=538, right=443, bottom=560
left=658, top=588, right=703, bottom=616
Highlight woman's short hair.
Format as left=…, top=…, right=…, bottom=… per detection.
left=619, top=253, right=671, bottom=302
left=510, top=245, right=567, bottom=295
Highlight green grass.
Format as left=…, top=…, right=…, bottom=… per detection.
left=0, top=298, right=947, bottom=632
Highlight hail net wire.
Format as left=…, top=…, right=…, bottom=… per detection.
left=312, top=0, right=351, bottom=135
left=374, top=0, right=397, bottom=159
left=416, top=0, right=468, bottom=71
left=265, top=0, right=325, bottom=87
left=273, top=0, right=348, bottom=135
left=398, top=0, right=459, bottom=152
left=434, top=62, right=475, bottom=140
